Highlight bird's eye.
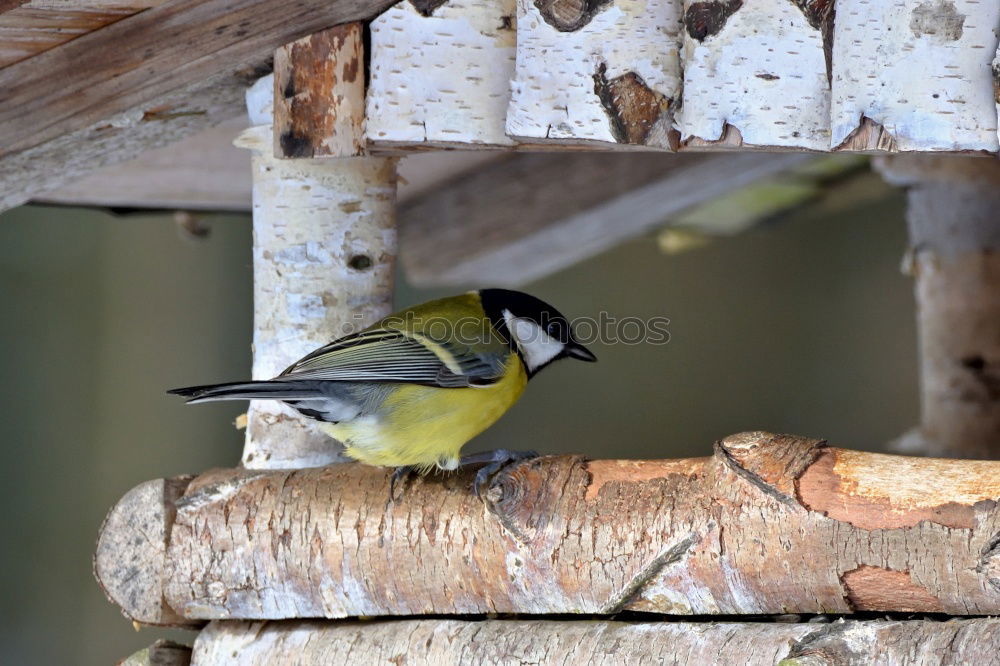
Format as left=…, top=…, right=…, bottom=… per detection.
left=546, top=321, right=564, bottom=339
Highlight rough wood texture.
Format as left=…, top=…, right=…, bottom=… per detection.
left=191, top=618, right=1000, bottom=665
left=0, top=0, right=396, bottom=212
left=236, top=77, right=398, bottom=470
left=400, top=151, right=812, bottom=286
left=831, top=0, right=1000, bottom=152
left=273, top=23, right=365, bottom=159
left=677, top=0, right=831, bottom=150
left=94, top=432, right=1000, bottom=621
left=506, top=0, right=682, bottom=149
left=877, top=155, right=1000, bottom=459
left=34, top=118, right=250, bottom=210
left=366, top=0, right=516, bottom=150
left=0, top=0, right=167, bottom=68
left=94, top=477, right=196, bottom=626
left=120, top=639, right=191, bottom=666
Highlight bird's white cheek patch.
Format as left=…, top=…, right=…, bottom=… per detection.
left=503, top=310, right=564, bottom=373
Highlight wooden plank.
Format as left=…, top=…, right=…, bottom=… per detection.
left=0, top=0, right=395, bottom=211
left=0, top=1, right=167, bottom=68
left=94, top=433, right=1000, bottom=622
left=34, top=118, right=250, bottom=210
left=399, top=150, right=812, bottom=286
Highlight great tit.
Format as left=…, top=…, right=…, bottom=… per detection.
left=170, top=289, right=596, bottom=491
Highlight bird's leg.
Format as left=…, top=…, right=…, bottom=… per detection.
left=459, top=449, right=539, bottom=500
left=388, top=465, right=416, bottom=502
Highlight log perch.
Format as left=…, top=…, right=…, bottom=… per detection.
left=189, top=618, right=1000, bottom=665
left=95, top=432, right=1000, bottom=623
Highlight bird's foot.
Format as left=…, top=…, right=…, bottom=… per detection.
left=388, top=465, right=416, bottom=503
left=459, top=449, right=539, bottom=500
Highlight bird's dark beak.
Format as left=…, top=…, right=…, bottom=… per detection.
left=566, top=341, right=597, bottom=362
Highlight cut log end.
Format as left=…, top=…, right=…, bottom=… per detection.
left=119, top=639, right=192, bottom=666
left=95, top=477, right=196, bottom=627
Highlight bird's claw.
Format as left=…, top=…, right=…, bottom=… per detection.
left=465, top=449, right=539, bottom=500
left=388, top=465, right=415, bottom=503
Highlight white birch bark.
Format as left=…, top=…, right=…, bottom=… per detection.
left=677, top=0, right=831, bottom=150
left=366, top=0, right=516, bottom=149
left=831, top=0, right=1000, bottom=152
left=190, top=618, right=1000, bottom=665
left=235, top=76, right=397, bottom=469
left=506, top=0, right=682, bottom=149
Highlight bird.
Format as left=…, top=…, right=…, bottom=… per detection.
left=169, top=289, right=597, bottom=495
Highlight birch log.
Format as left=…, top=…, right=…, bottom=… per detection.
left=94, top=432, right=1000, bottom=623
left=831, top=0, right=1000, bottom=152
left=365, top=0, right=516, bottom=150
left=191, top=618, right=1000, bottom=665
left=677, top=0, right=831, bottom=150
left=877, top=155, right=1000, bottom=459
left=235, top=76, right=397, bottom=469
left=505, top=0, right=682, bottom=149
left=273, top=24, right=366, bottom=158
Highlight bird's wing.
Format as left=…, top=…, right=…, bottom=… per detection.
left=278, top=328, right=505, bottom=387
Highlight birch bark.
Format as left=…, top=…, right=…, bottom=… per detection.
left=831, top=0, right=1000, bottom=152
left=506, top=0, right=682, bottom=149
left=235, top=76, right=397, bottom=469
left=95, top=433, right=1000, bottom=623
left=190, top=618, right=1000, bottom=665
left=366, top=0, right=517, bottom=149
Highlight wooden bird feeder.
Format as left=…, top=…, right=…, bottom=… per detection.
left=5, top=0, right=1000, bottom=663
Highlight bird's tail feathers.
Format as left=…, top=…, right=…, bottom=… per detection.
left=168, top=380, right=323, bottom=404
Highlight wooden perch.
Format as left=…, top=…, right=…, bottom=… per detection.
left=190, top=617, right=1000, bottom=664
left=877, top=155, right=1000, bottom=459
left=95, top=432, right=1000, bottom=623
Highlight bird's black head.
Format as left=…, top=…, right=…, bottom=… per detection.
left=479, top=288, right=597, bottom=377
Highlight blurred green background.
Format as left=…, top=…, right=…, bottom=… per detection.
left=0, top=170, right=916, bottom=665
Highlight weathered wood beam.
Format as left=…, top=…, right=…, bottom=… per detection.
left=399, top=151, right=814, bottom=287
left=0, top=0, right=396, bottom=211
left=236, top=75, right=397, bottom=470
left=94, top=432, right=1000, bottom=623
left=877, top=155, right=1000, bottom=459
left=0, top=1, right=169, bottom=68
left=33, top=118, right=250, bottom=210
left=189, top=618, right=1000, bottom=665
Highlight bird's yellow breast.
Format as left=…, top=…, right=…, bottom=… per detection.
left=320, top=354, right=527, bottom=470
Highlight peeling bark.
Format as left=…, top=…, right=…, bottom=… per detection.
left=94, top=432, right=1000, bottom=622
left=876, top=155, right=1000, bottom=459
left=831, top=0, right=1000, bottom=152
left=366, top=0, right=516, bottom=149
left=235, top=76, right=398, bottom=469
left=189, top=618, right=1000, bottom=665
left=273, top=24, right=365, bottom=158
left=678, top=0, right=830, bottom=151
left=507, top=0, right=681, bottom=149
